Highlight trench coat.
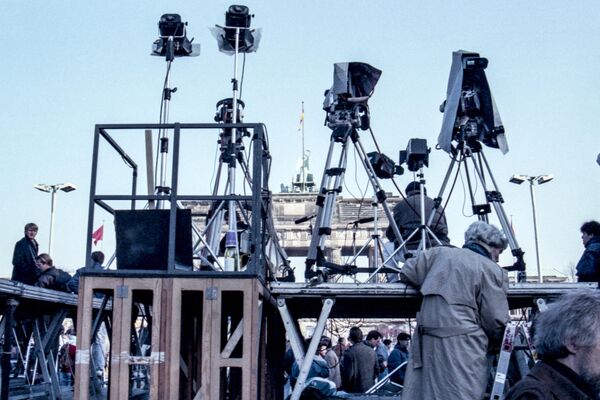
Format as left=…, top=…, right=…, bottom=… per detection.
left=399, top=246, right=509, bottom=400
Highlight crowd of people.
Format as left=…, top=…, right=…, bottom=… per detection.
left=9, top=206, right=600, bottom=399
left=285, top=327, right=412, bottom=398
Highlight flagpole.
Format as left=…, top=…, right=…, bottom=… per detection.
left=301, top=101, right=305, bottom=193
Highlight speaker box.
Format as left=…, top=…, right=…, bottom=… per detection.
left=114, top=209, right=193, bottom=270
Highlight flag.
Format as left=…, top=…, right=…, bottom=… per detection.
left=92, top=225, right=104, bottom=246
left=298, top=102, right=304, bottom=131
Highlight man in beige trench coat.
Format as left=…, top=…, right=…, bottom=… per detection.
left=400, top=221, right=510, bottom=400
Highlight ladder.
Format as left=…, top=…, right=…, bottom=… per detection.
left=490, top=298, right=547, bottom=399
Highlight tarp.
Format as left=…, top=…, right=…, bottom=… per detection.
left=438, top=50, right=508, bottom=154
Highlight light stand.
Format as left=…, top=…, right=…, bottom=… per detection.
left=151, top=14, right=199, bottom=206
left=510, top=174, right=554, bottom=283
left=201, top=6, right=265, bottom=271
left=33, top=183, right=77, bottom=256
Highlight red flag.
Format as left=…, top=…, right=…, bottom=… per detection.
left=92, top=225, right=104, bottom=246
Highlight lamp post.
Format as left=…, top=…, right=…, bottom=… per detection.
left=33, top=183, right=77, bottom=256
left=509, top=174, right=554, bottom=283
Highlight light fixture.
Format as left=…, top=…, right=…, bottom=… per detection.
left=33, top=183, right=77, bottom=256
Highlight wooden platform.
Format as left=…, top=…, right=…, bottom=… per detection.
left=269, top=281, right=597, bottom=319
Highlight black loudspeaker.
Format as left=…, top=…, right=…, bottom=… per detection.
left=114, top=209, right=193, bottom=270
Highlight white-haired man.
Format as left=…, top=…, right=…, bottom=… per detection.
left=400, top=221, right=510, bottom=400
left=505, top=289, right=600, bottom=399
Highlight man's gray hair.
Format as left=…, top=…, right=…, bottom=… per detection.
left=464, top=221, right=508, bottom=250
left=534, top=289, right=600, bottom=361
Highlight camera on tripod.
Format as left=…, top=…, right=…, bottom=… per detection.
left=399, top=138, right=430, bottom=172
left=438, top=51, right=508, bottom=155
left=322, top=62, right=382, bottom=132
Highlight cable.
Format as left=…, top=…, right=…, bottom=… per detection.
left=154, top=61, right=173, bottom=191
left=239, top=52, right=246, bottom=100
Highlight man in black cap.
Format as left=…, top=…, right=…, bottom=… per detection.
left=388, top=332, right=411, bottom=385
left=386, top=181, right=449, bottom=252
left=11, top=222, right=40, bottom=285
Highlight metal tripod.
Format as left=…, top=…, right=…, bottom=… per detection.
left=371, top=167, right=444, bottom=282
left=304, top=123, right=403, bottom=281
left=433, top=140, right=526, bottom=279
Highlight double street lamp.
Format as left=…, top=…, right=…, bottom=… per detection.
left=509, top=174, right=554, bottom=283
left=33, top=183, right=77, bottom=256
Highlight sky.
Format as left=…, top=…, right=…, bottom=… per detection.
left=1, top=1, right=598, bottom=280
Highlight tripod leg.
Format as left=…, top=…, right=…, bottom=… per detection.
left=305, top=134, right=350, bottom=278
left=472, top=148, right=527, bottom=280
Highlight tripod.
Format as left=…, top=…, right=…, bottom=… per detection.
left=433, top=140, right=526, bottom=279
left=196, top=27, right=291, bottom=278
left=370, top=167, right=446, bottom=281
left=304, top=120, right=404, bottom=281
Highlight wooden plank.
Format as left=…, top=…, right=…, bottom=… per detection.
left=74, top=274, right=95, bottom=399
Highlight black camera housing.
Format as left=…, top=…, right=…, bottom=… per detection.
left=399, top=138, right=429, bottom=172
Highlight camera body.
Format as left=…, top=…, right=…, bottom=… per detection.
left=399, top=138, right=429, bottom=172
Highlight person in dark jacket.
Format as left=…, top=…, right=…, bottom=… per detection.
left=386, top=181, right=450, bottom=252
left=34, top=253, right=71, bottom=291
left=575, top=220, right=600, bottom=286
left=505, top=289, right=600, bottom=400
left=387, top=332, right=410, bottom=385
left=11, top=223, right=40, bottom=285
left=341, top=327, right=377, bottom=393
left=67, top=251, right=105, bottom=293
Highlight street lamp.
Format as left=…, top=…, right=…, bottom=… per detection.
left=509, top=174, right=554, bottom=283
left=33, top=183, right=77, bottom=256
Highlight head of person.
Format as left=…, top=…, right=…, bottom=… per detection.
left=366, top=330, right=382, bottom=347
left=91, top=251, right=105, bottom=265
left=24, top=223, right=38, bottom=240
left=464, top=221, right=508, bottom=262
left=397, top=332, right=411, bottom=350
left=383, top=339, right=392, bottom=349
left=348, top=327, right=364, bottom=345
left=580, top=220, right=600, bottom=246
left=320, top=336, right=332, bottom=349
left=317, top=338, right=330, bottom=356
left=36, top=253, right=53, bottom=271
left=405, top=181, right=426, bottom=197
left=533, top=289, right=600, bottom=392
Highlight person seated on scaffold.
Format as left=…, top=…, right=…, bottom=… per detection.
left=383, top=181, right=450, bottom=281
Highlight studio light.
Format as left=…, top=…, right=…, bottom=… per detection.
left=211, top=5, right=261, bottom=55
left=151, top=13, right=200, bottom=61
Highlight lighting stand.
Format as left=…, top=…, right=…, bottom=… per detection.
left=304, top=122, right=404, bottom=282
left=156, top=37, right=177, bottom=207
left=434, top=140, right=526, bottom=280
left=201, top=28, right=250, bottom=269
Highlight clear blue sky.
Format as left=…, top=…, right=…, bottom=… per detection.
left=1, top=1, right=598, bottom=279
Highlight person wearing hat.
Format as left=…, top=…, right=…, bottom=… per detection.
left=386, top=181, right=450, bottom=253
left=388, top=332, right=411, bottom=385
left=399, top=221, right=510, bottom=400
